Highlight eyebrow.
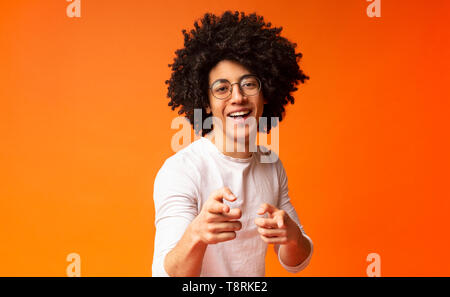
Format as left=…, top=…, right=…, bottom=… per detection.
left=210, top=74, right=254, bottom=86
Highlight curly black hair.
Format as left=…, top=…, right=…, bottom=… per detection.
left=165, top=10, right=309, bottom=136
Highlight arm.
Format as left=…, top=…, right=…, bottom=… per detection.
left=269, top=158, right=313, bottom=271
left=163, top=220, right=208, bottom=277
left=277, top=217, right=312, bottom=267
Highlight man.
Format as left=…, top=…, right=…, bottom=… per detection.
left=152, top=11, right=313, bottom=277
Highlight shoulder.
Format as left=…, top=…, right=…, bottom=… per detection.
left=153, top=141, right=207, bottom=209
left=154, top=139, right=208, bottom=186
left=255, top=145, right=283, bottom=167
left=254, top=145, right=287, bottom=180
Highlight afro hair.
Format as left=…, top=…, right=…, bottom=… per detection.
left=165, top=10, right=309, bottom=136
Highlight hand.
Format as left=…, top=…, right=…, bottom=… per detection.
left=191, top=187, right=242, bottom=245
left=254, top=203, right=301, bottom=245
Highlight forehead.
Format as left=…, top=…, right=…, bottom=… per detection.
left=209, top=60, right=251, bottom=84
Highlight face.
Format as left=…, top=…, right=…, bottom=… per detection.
left=206, top=60, right=266, bottom=143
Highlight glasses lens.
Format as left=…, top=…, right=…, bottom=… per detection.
left=211, top=80, right=231, bottom=99
left=210, top=76, right=261, bottom=99
left=240, top=76, right=260, bottom=96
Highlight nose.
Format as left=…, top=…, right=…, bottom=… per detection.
left=229, top=83, right=247, bottom=104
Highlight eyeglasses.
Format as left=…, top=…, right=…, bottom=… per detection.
left=209, top=74, right=262, bottom=100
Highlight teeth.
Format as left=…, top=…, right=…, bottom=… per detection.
left=229, top=111, right=250, bottom=117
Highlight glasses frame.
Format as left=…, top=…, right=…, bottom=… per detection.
left=209, top=74, right=262, bottom=100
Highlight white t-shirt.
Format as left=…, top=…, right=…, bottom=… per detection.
left=152, top=137, right=313, bottom=276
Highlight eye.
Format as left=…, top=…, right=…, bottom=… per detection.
left=213, top=83, right=230, bottom=94
left=241, top=78, right=259, bottom=89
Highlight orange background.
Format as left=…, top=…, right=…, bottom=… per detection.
left=1, top=0, right=449, bottom=276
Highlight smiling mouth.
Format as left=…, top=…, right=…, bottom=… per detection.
left=227, top=110, right=252, bottom=119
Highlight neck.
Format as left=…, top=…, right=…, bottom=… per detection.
left=206, top=129, right=256, bottom=159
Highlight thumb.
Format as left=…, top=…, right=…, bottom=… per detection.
left=276, top=214, right=285, bottom=228
left=257, top=203, right=278, bottom=216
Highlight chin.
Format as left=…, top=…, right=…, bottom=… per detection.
left=225, top=126, right=258, bottom=143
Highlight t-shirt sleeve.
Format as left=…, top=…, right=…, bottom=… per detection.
left=275, top=159, right=313, bottom=273
left=151, top=158, right=199, bottom=277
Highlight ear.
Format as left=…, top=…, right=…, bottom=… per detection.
left=205, top=105, right=211, bottom=114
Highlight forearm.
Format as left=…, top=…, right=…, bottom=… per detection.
left=279, top=228, right=312, bottom=267
left=164, top=222, right=207, bottom=277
